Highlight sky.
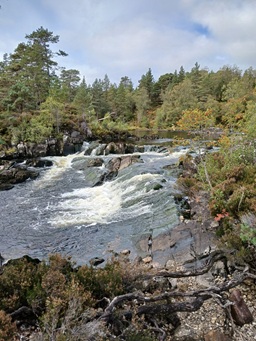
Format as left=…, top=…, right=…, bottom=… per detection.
left=1, top=0, right=256, bottom=86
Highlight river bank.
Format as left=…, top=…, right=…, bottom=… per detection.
left=0, top=149, right=255, bottom=340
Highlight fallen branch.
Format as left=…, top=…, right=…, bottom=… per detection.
left=142, top=250, right=227, bottom=280
left=99, top=266, right=256, bottom=323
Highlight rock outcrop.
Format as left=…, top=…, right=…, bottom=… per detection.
left=0, top=163, right=39, bottom=191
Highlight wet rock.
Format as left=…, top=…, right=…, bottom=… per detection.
left=119, top=155, right=135, bottom=171
left=153, top=183, right=163, bottom=190
left=229, top=289, right=253, bottom=326
left=87, top=158, right=104, bottom=167
left=145, top=181, right=163, bottom=192
left=0, top=167, right=38, bottom=185
left=26, top=159, right=53, bottom=168
left=105, top=142, right=125, bottom=155
left=0, top=183, right=14, bottom=191
left=84, top=141, right=101, bottom=156
left=124, top=144, right=135, bottom=154
left=83, top=167, right=106, bottom=187
left=89, top=257, right=105, bottom=267
left=107, top=157, right=121, bottom=173
left=174, top=195, right=191, bottom=219
left=5, top=255, right=41, bottom=267
left=71, top=157, right=104, bottom=170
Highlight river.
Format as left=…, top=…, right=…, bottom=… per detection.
left=0, top=139, right=188, bottom=265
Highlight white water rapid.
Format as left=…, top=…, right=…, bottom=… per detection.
left=0, top=144, right=188, bottom=265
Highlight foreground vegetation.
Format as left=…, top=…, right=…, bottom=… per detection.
left=0, top=250, right=255, bottom=340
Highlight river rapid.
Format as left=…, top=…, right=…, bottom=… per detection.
left=0, top=140, right=188, bottom=265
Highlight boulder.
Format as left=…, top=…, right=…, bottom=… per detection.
left=120, top=249, right=131, bottom=256
left=47, top=138, right=61, bottom=156
left=71, top=157, right=104, bottom=170
left=0, top=167, right=38, bottom=185
left=25, top=142, right=48, bottom=157
left=26, top=159, right=53, bottom=168
left=89, top=257, right=105, bottom=267
left=0, top=183, right=14, bottom=191
left=107, top=157, right=121, bottom=173
left=105, top=142, right=125, bottom=155
left=62, top=143, right=76, bottom=155
left=17, top=142, right=26, bottom=157
left=211, top=260, right=228, bottom=278
left=83, top=167, right=106, bottom=187
left=229, top=289, right=253, bottom=326
left=84, top=141, right=101, bottom=156
left=119, top=155, right=142, bottom=171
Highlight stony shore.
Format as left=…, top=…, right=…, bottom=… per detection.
left=135, top=189, right=256, bottom=341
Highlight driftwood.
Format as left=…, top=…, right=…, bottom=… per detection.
left=142, top=250, right=228, bottom=280
left=99, top=250, right=256, bottom=336
left=100, top=271, right=255, bottom=321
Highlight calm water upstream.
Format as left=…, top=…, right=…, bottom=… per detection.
left=0, top=141, right=188, bottom=265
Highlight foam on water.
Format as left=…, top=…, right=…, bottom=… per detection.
left=48, top=172, right=157, bottom=227
left=35, top=152, right=85, bottom=189
left=49, top=180, right=122, bottom=226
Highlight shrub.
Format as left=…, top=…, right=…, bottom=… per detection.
left=240, top=223, right=256, bottom=246
left=0, top=257, right=41, bottom=311
left=0, top=310, right=17, bottom=340
left=77, top=261, right=124, bottom=300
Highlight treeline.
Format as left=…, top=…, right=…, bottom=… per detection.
left=1, top=26, right=256, bottom=146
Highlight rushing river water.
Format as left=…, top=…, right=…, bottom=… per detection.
left=0, top=141, right=188, bottom=265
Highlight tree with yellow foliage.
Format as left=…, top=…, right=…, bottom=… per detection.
left=176, top=108, right=214, bottom=131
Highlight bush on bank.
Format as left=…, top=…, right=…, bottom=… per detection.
left=177, top=132, right=256, bottom=266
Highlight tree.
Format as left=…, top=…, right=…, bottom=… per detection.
left=119, top=76, right=133, bottom=91
left=73, top=77, right=96, bottom=124
left=138, top=68, right=155, bottom=105
left=155, top=79, right=198, bottom=128
left=25, top=26, right=67, bottom=76
left=2, top=81, right=33, bottom=113
left=6, top=27, right=67, bottom=110
left=40, top=96, right=64, bottom=134
left=153, top=73, right=174, bottom=106
left=188, top=62, right=209, bottom=105
left=178, top=65, right=186, bottom=82
left=59, top=68, right=80, bottom=102
left=91, top=78, right=110, bottom=119
left=133, top=87, right=150, bottom=127
left=177, top=108, right=214, bottom=131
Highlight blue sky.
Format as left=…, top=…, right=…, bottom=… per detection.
left=1, top=0, right=256, bottom=86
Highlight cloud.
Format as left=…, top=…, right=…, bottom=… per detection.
left=1, top=0, right=256, bottom=85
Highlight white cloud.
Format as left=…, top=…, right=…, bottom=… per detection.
left=1, top=0, right=256, bottom=84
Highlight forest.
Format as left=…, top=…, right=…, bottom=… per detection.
left=0, top=26, right=256, bottom=145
